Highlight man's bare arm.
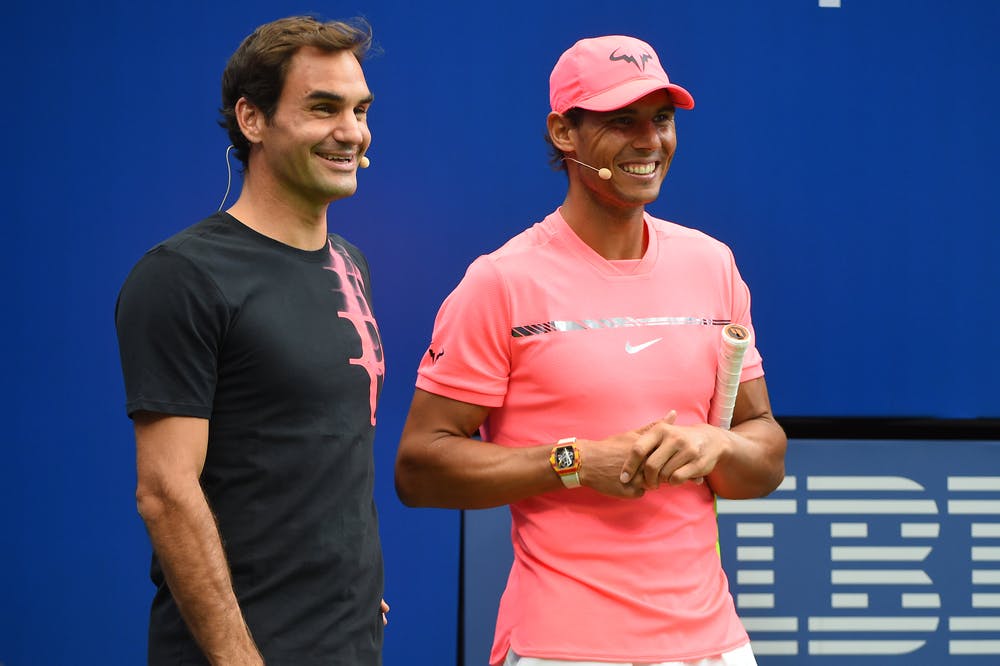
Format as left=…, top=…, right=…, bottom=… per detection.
left=395, top=389, right=649, bottom=509
left=134, top=413, right=262, bottom=665
left=706, top=376, right=787, bottom=498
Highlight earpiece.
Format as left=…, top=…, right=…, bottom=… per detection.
left=218, top=145, right=235, bottom=211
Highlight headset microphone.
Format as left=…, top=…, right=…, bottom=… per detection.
left=564, top=157, right=612, bottom=181
left=359, top=155, right=370, bottom=169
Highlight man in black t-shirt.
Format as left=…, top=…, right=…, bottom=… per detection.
left=115, top=16, right=385, bottom=665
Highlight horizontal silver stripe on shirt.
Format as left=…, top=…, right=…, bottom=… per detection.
left=511, top=317, right=730, bottom=338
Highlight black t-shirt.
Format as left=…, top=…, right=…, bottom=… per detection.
left=116, top=212, right=384, bottom=665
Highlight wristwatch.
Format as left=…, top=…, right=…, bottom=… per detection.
left=549, top=437, right=582, bottom=488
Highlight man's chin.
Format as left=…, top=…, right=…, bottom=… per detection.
left=622, top=187, right=662, bottom=207
left=321, top=178, right=359, bottom=203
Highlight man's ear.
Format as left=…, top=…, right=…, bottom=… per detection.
left=547, top=111, right=578, bottom=154
left=235, top=97, right=264, bottom=145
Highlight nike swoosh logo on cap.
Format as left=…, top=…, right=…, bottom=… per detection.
left=625, top=338, right=663, bottom=354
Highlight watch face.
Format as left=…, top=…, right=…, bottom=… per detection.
left=555, top=446, right=576, bottom=470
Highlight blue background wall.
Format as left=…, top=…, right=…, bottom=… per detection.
left=2, top=1, right=997, bottom=663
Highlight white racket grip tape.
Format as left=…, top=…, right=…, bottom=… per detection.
left=708, top=323, right=752, bottom=430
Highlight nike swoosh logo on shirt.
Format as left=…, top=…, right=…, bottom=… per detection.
left=625, top=338, right=663, bottom=354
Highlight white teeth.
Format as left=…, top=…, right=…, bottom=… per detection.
left=318, top=153, right=349, bottom=162
left=621, top=163, right=656, bottom=175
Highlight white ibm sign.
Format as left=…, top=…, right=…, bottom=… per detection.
left=718, top=443, right=1000, bottom=663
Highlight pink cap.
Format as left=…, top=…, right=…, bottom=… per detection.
left=549, top=35, right=694, bottom=114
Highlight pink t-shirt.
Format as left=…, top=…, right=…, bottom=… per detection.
left=416, top=210, right=763, bottom=664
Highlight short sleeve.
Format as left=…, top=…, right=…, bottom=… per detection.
left=115, top=247, right=229, bottom=419
left=415, top=256, right=511, bottom=408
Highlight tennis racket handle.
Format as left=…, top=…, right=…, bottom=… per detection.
left=709, top=324, right=751, bottom=430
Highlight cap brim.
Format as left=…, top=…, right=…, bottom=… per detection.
left=572, top=80, right=695, bottom=112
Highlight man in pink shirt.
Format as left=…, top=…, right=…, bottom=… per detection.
left=395, top=35, right=787, bottom=666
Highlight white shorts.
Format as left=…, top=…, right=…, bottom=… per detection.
left=503, top=642, right=757, bottom=666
